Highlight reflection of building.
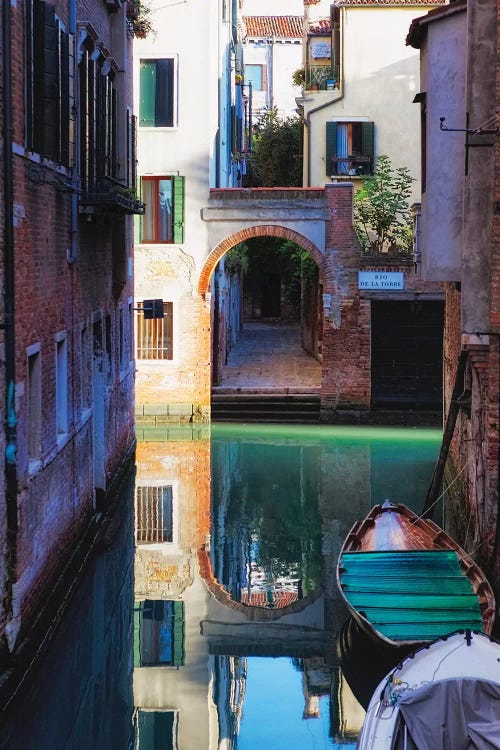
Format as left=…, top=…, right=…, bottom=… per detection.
left=133, top=428, right=213, bottom=749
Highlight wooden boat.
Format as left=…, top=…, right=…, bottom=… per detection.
left=336, top=501, right=496, bottom=650
left=357, top=629, right=500, bottom=750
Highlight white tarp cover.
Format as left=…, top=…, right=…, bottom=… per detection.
left=395, top=678, right=500, bottom=750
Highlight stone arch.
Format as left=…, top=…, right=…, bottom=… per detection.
left=198, top=549, right=322, bottom=622
left=197, top=224, right=327, bottom=296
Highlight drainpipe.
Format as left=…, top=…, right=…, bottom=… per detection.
left=3, top=0, right=18, bottom=572
left=304, top=7, right=344, bottom=186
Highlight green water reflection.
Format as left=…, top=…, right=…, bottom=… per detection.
left=210, top=424, right=441, bottom=608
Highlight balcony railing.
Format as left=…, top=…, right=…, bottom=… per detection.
left=305, top=64, right=339, bottom=91
left=79, top=176, right=145, bottom=215
left=330, top=155, right=373, bottom=177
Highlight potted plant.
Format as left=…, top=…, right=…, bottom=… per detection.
left=127, top=0, right=154, bottom=38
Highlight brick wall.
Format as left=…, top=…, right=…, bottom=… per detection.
left=1, top=0, right=136, bottom=655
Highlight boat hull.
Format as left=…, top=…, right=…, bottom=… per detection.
left=357, top=630, right=500, bottom=750
left=336, top=502, right=496, bottom=649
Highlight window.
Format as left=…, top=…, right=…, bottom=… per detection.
left=81, top=326, right=90, bottom=411
left=134, top=602, right=184, bottom=667
left=79, top=41, right=118, bottom=190
left=140, top=58, right=175, bottom=127
left=135, top=485, right=173, bottom=543
left=134, top=709, right=180, bottom=747
left=136, top=302, right=173, bottom=360
left=55, top=335, right=68, bottom=435
left=245, top=64, right=265, bottom=91
left=27, top=346, right=42, bottom=460
left=26, top=0, right=70, bottom=164
left=140, top=176, right=184, bottom=243
left=326, top=121, right=374, bottom=176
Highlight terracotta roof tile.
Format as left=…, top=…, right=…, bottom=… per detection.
left=309, top=18, right=331, bottom=34
left=338, top=0, right=446, bottom=5
left=243, top=15, right=304, bottom=39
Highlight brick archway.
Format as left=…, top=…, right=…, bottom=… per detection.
left=197, top=224, right=326, bottom=296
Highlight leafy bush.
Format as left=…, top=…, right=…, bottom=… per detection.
left=353, top=155, right=414, bottom=254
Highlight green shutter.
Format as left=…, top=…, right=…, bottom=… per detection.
left=133, top=602, right=143, bottom=668
left=59, top=29, right=70, bottom=165
left=172, top=176, right=185, bottom=244
left=172, top=601, right=184, bottom=667
left=43, top=2, right=58, bottom=158
left=361, top=121, right=374, bottom=173
left=140, top=61, right=156, bottom=126
left=326, top=121, right=338, bottom=176
left=33, top=0, right=58, bottom=156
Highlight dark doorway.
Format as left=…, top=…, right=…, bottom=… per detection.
left=261, top=273, right=281, bottom=318
left=371, top=300, right=444, bottom=410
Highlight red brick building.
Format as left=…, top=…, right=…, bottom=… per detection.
left=0, top=0, right=141, bottom=660
left=408, top=1, right=500, bottom=597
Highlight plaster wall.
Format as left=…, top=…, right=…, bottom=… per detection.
left=462, top=1, right=497, bottom=335
left=420, top=11, right=466, bottom=282
left=133, top=0, right=222, bottom=284
left=304, top=7, right=430, bottom=200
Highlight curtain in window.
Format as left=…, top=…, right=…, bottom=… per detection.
left=336, top=123, right=349, bottom=174
left=158, top=179, right=173, bottom=242
left=141, top=179, right=155, bottom=241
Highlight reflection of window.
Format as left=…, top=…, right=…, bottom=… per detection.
left=245, top=64, right=265, bottom=91
left=140, top=58, right=175, bottom=127
left=136, top=302, right=173, bottom=360
left=141, top=176, right=184, bottom=244
left=136, top=485, right=173, bottom=541
left=326, top=121, right=374, bottom=176
left=135, top=710, right=179, bottom=749
left=134, top=601, right=184, bottom=667
left=27, top=346, right=42, bottom=460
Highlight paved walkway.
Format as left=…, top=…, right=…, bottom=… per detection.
left=215, top=321, right=322, bottom=393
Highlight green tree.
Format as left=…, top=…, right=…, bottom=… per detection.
left=246, top=108, right=303, bottom=187
left=353, top=155, right=415, bottom=254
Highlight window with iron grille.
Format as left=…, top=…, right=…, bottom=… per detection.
left=135, top=485, right=173, bottom=543
left=26, top=0, right=70, bottom=164
left=79, top=43, right=118, bottom=191
left=140, top=176, right=184, bottom=244
left=136, top=302, right=173, bottom=360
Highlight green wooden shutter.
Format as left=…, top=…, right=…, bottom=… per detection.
left=33, top=0, right=57, bottom=157
left=361, top=121, right=374, bottom=173
left=43, top=2, right=58, bottom=158
left=172, top=176, right=185, bottom=244
left=326, top=121, right=338, bottom=176
left=140, top=60, right=156, bottom=126
left=59, top=29, right=70, bottom=166
left=133, top=602, right=143, bottom=667
left=172, top=601, right=184, bottom=667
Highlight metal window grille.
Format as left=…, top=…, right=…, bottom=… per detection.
left=135, top=485, right=173, bottom=543
left=136, top=301, right=173, bottom=360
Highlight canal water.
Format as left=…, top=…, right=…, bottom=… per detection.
left=0, top=423, right=441, bottom=750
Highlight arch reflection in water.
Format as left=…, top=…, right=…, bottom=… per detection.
left=133, top=423, right=441, bottom=750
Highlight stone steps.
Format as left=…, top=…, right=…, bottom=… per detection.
left=211, top=391, right=321, bottom=423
